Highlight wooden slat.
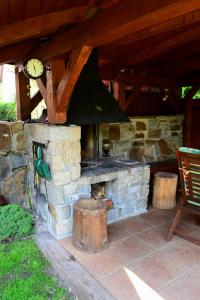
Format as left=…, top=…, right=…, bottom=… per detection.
left=8, top=0, right=26, bottom=23
left=33, top=0, right=200, bottom=61
left=57, top=46, right=93, bottom=112
left=0, top=0, right=8, bottom=25
left=15, top=68, right=31, bottom=120
left=0, top=6, right=91, bottom=47
left=23, top=0, right=42, bottom=19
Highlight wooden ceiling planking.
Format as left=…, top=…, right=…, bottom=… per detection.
left=0, top=0, right=8, bottom=25
left=55, top=0, right=92, bottom=11
left=7, top=0, right=26, bottom=23
left=23, top=0, right=42, bottom=19
left=39, top=0, right=57, bottom=15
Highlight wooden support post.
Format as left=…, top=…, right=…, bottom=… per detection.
left=15, top=68, right=31, bottom=120
left=57, top=46, right=93, bottom=112
left=46, top=59, right=66, bottom=124
left=184, top=86, right=200, bottom=147
left=46, top=46, right=92, bottom=124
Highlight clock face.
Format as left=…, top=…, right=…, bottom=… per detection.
left=24, top=58, right=44, bottom=79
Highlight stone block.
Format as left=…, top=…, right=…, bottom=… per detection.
left=49, top=217, right=73, bottom=239
left=47, top=141, right=65, bottom=156
left=77, top=185, right=91, bottom=195
left=0, top=157, right=12, bottom=180
left=107, top=207, right=119, bottom=223
left=120, top=124, right=135, bottom=140
left=4, top=167, right=27, bottom=203
left=64, top=193, right=79, bottom=203
left=49, top=203, right=73, bottom=222
left=129, top=147, right=144, bottom=162
left=64, top=141, right=81, bottom=164
left=109, top=125, right=120, bottom=140
left=14, top=131, right=26, bottom=153
left=46, top=184, right=65, bottom=204
left=158, top=139, right=173, bottom=155
left=50, top=155, right=65, bottom=171
left=70, top=164, right=81, bottom=181
left=170, top=124, right=181, bottom=131
left=11, top=155, right=26, bottom=169
left=0, top=122, right=12, bottom=154
left=10, top=121, right=24, bottom=134
left=64, top=182, right=78, bottom=195
left=135, top=132, right=144, bottom=139
left=53, top=172, right=71, bottom=186
left=78, top=176, right=91, bottom=186
left=148, top=129, right=161, bottom=138
left=136, top=121, right=146, bottom=131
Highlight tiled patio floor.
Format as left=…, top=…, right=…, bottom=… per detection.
left=59, top=208, right=200, bottom=300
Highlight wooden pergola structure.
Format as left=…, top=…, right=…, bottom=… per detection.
left=0, top=0, right=200, bottom=146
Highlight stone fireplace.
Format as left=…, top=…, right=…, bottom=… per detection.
left=25, top=123, right=150, bottom=239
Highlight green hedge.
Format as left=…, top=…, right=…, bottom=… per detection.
left=0, top=204, right=33, bottom=241
left=0, top=102, right=16, bottom=121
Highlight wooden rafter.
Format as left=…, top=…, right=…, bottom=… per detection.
left=113, top=25, right=200, bottom=68
left=0, top=6, right=92, bottom=47
left=30, top=91, right=43, bottom=112
left=124, top=84, right=143, bottom=112
left=57, top=46, right=93, bottom=112
left=15, top=68, right=31, bottom=120
left=33, top=0, right=200, bottom=61
left=36, top=78, right=47, bottom=103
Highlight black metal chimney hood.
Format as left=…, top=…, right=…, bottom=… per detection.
left=67, top=49, right=129, bottom=125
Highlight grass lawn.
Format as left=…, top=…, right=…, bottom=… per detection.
left=0, top=238, right=74, bottom=300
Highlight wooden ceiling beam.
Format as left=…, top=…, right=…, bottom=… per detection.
left=33, top=0, right=200, bottom=61
left=57, top=46, right=93, bottom=112
left=0, top=6, right=92, bottom=47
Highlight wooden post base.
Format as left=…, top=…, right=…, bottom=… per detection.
left=72, top=198, right=108, bottom=253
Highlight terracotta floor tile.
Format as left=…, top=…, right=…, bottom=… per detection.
left=100, top=268, right=141, bottom=300
left=161, top=239, right=200, bottom=269
left=59, top=237, right=90, bottom=259
left=140, top=210, right=171, bottom=226
left=182, top=211, right=200, bottom=231
left=77, top=250, right=126, bottom=279
left=136, top=221, right=180, bottom=250
left=163, top=266, right=200, bottom=300
left=158, top=288, right=178, bottom=300
left=107, top=223, right=131, bottom=243
left=129, top=250, right=187, bottom=290
left=117, top=216, right=153, bottom=234
left=108, top=235, right=154, bottom=262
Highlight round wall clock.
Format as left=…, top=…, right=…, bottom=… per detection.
left=23, top=58, right=45, bottom=79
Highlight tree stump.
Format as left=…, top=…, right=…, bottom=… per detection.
left=153, top=172, right=178, bottom=209
left=72, top=198, right=108, bottom=253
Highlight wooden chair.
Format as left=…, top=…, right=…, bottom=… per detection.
left=166, top=147, right=200, bottom=241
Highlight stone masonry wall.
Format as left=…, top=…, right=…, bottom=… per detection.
left=99, top=115, right=183, bottom=162
left=25, top=123, right=81, bottom=239
left=0, top=121, right=27, bottom=204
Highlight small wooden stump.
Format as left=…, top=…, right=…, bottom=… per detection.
left=72, top=198, right=108, bottom=253
left=153, top=172, right=178, bottom=209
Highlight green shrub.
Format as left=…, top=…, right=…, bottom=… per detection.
left=0, top=204, right=33, bottom=241
left=0, top=102, right=16, bottom=121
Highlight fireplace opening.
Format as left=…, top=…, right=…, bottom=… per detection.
left=91, top=182, right=113, bottom=210
left=81, top=124, right=100, bottom=161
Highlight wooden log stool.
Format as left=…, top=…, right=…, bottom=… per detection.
left=72, top=198, right=108, bottom=253
left=153, top=172, right=178, bottom=209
